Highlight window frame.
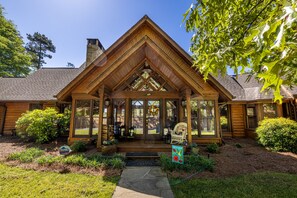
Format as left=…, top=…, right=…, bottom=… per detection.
left=246, top=105, right=258, bottom=129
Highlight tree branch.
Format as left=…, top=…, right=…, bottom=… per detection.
left=233, top=0, right=275, bottom=46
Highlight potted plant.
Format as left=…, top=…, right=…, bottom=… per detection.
left=102, top=139, right=118, bottom=155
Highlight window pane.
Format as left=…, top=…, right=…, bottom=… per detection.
left=147, top=100, right=160, bottom=134
left=131, top=100, right=144, bottom=134
left=29, top=104, right=43, bottom=111
left=165, top=100, right=178, bottom=129
left=75, top=100, right=91, bottom=136
left=191, top=100, right=199, bottom=136
left=92, top=100, right=99, bottom=136
left=263, top=103, right=276, bottom=118
left=200, top=101, right=215, bottom=135
left=220, top=105, right=229, bottom=132
left=246, top=106, right=257, bottom=129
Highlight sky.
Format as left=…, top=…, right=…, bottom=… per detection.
left=0, top=0, right=194, bottom=68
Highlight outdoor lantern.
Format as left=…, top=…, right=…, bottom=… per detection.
left=129, top=127, right=134, bottom=136
left=181, top=99, right=187, bottom=107
left=143, top=61, right=152, bottom=73
left=104, top=98, right=111, bottom=107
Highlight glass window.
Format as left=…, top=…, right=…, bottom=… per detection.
left=74, top=100, right=100, bottom=136
left=75, top=100, right=91, bottom=136
left=29, top=103, right=43, bottom=111
left=190, top=100, right=216, bottom=136
left=220, top=105, right=230, bottom=132
left=191, top=100, right=199, bottom=136
left=131, top=100, right=144, bottom=135
left=200, top=101, right=215, bottom=135
left=263, top=103, right=277, bottom=118
left=92, top=100, right=99, bottom=136
left=165, top=100, right=178, bottom=130
left=246, top=105, right=257, bottom=129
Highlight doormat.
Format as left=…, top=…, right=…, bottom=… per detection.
left=126, top=152, right=159, bottom=157
left=126, top=159, right=160, bottom=166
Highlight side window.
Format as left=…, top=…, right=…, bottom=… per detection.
left=246, top=105, right=257, bottom=129
left=263, top=103, right=277, bottom=118
left=29, top=103, right=43, bottom=111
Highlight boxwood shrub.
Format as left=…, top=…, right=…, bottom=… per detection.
left=15, top=108, right=69, bottom=143
left=256, top=118, right=297, bottom=153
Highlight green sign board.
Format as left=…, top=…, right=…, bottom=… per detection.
left=172, top=145, right=184, bottom=164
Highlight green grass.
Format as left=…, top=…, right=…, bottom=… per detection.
left=8, top=148, right=125, bottom=169
left=170, top=172, right=297, bottom=198
left=0, top=163, right=119, bottom=198
left=8, top=148, right=44, bottom=163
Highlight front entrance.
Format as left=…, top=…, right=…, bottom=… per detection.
left=131, top=99, right=162, bottom=140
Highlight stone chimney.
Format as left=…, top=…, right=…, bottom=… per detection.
left=86, top=38, right=105, bottom=67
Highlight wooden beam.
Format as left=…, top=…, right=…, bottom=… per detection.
left=185, top=89, right=192, bottom=144
left=97, top=86, right=105, bottom=148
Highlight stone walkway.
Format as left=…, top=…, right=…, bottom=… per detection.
left=112, top=166, right=174, bottom=198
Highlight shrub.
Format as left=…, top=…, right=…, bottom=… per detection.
left=15, top=108, right=65, bottom=143
left=70, top=141, right=87, bottom=152
left=36, top=155, right=63, bottom=165
left=62, top=153, right=125, bottom=169
left=256, top=118, right=297, bottom=153
left=8, top=148, right=44, bottom=163
left=160, top=153, right=214, bottom=172
left=206, top=143, right=219, bottom=153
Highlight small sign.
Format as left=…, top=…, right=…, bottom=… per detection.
left=59, top=145, right=72, bottom=155
left=172, top=145, right=184, bottom=164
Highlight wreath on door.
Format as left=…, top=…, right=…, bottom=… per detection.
left=149, top=104, right=159, bottom=116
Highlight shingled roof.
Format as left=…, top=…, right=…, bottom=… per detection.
left=215, top=74, right=295, bottom=101
left=0, top=65, right=84, bottom=102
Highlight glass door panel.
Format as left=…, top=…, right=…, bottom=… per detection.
left=165, top=100, right=178, bottom=130
left=131, top=100, right=144, bottom=135
left=147, top=100, right=161, bottom=135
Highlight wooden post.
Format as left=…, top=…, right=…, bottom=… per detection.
left=186, top=89, right=192, bottom=144
left=125, top=98, right=130, bottom=135
left=97, top=86, right=105, bottom=148
left=68, top=99, right=76, bottom=144
left=214, top=99, right=220, bottom=138
left=276, top=103, right=283, bottom=117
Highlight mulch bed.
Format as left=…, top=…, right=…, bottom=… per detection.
left=0, top=136, right=121, bottom=177
left=1, top=136, right=297, bottom=178
left=168, top=138, right=297, bottom=179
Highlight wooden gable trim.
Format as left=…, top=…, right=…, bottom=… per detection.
left=57, top=16, right=150, bottom=101
left=57, top=15, right=233, bottom=101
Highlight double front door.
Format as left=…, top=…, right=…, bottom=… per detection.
left=131, top=99, right=162, bottom=140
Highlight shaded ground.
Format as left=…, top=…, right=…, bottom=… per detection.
left=168, top=138, right=297, bottom=178
left=0, top=136, right=121, bottom=177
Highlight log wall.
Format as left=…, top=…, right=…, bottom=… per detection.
left=230, top=104, right=246, bottom=137
left=3, top=103, right=29, bottom=135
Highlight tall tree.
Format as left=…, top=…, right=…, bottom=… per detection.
left=0, top=5, right=31, bottom=77
left=25, top=32, right=56, bottom=69
left=183, top=0, right=297, bottom=102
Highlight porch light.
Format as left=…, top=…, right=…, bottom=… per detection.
left=104, top=98, right=111, bottom=107
left=181, top=99, right=187, bottom=107
left=143, top=61, right=152, bottom=73
left=129, top=127, right=134, bottom=137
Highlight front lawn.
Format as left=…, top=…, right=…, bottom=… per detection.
left=0, top=163, right=119, bottom=198
left=171, top=172, right=297, bottom=198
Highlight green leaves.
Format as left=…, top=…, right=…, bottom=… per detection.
left=0, top=5, right=32, bottom=77
left=183, top=0, right=297, bottom=103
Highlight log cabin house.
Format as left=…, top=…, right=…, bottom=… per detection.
left=0, top=16, right=297, bottom=151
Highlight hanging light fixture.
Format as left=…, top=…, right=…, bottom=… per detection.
left=143, top=61, right=152, bottom=73
left=181, top=99, right=187, bottom=107
left=104, top=98, right=111, bottom=107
